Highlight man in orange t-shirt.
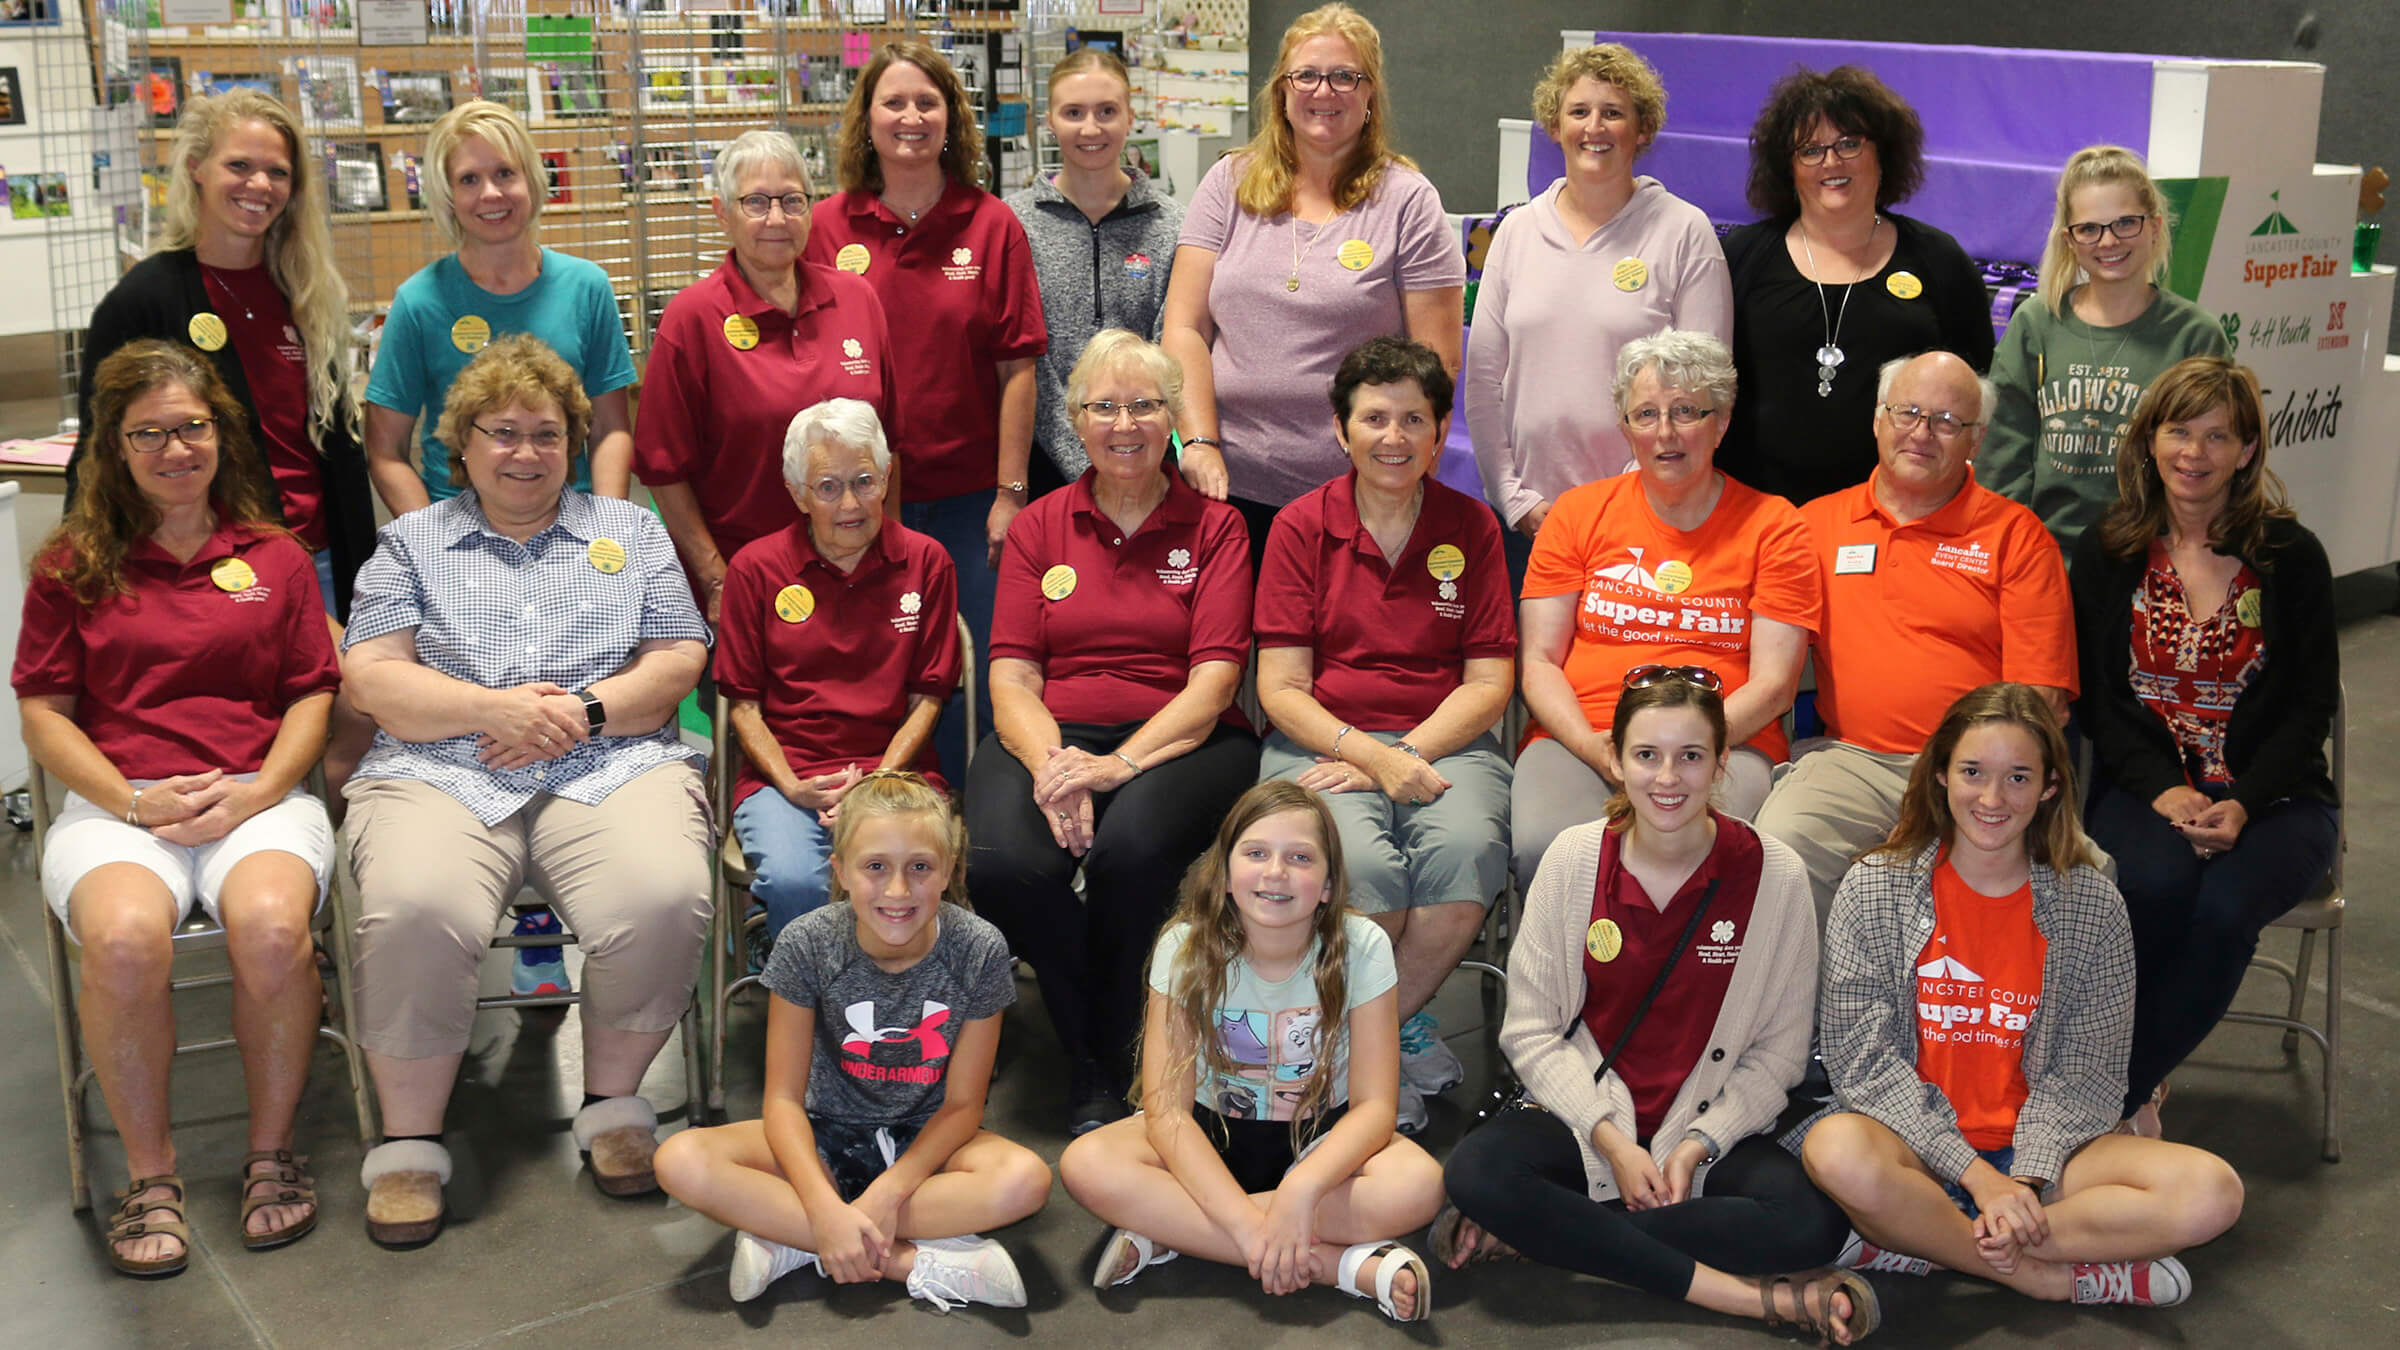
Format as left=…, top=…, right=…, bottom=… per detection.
left=1755, top=352, right=2077, bottom=917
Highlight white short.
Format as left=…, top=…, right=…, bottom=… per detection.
left=40, top=782, right=334, bottom=937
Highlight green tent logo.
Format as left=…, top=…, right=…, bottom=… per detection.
left=2252, top=190, right=2301, bottom=235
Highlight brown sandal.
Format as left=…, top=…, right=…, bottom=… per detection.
left=106, top=1174, right=190, bottom=1278
left=239, top=1149, right=319, bottom=1251
left=1427, top=1202, right=1524, bottom=1267
left=1761, top=1270, right=1882, bottom=1344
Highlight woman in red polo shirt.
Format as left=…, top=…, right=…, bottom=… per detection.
left=638, top=129, right=897, bottom=620
left=1436, top=673, right=1862, bottom=1340
left=805, top=40, right=1047, bottom=782
left=967, top=330, right=1258, bottom=1136
left=16, top=341, right=342, bottom=1277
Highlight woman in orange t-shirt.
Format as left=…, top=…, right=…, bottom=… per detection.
left=1514, top=330, right=1819, bottom=886
left=1794, top=684, right=2241, bottom=1318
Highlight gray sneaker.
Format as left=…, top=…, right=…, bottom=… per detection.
left=1395, top=1079, right=1430, bottom=1136
left=1399, top=1011, right=1466, bottom=1095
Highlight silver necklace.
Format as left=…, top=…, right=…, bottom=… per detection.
left=202, top=265, right=258, bottom=322
left=2077, top=286, right=2141, bottom=376
left=1797, top=217, right=1878, bottom=398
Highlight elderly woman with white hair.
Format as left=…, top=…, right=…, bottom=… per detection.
left=638, top=129, right=897, bottom=620
left=365, top=99, right=637, bottom=513
left=716, top=397, right=960, bottom=941
left=1513, top=329, right=1822, bottom=884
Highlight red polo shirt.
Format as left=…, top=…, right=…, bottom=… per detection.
left=202, top=263, right=324, bottom=550
left=634, top=254, right=896, bottom=586
left=714, top=520, right=960, bottom=809
left=1255, top=475, right=1516, bottom=731
left=803, top=181, right=1047, bottom=502
left=990, top=468, right=1251, bottom=727
left=1802, top=467, right=2077, bottom=755
left=1581, top=814, right=1765, bottom=1140
left=13, top=525, right=340, bottom=778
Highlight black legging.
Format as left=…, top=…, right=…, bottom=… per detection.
left=1445, top=1105, right=1851, bottom=1298
left=965, top=719, right=1259, bottom=1085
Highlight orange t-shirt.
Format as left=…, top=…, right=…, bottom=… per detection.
left=1800, top=468, right=2077, bottom=755
left=1913, top=858, right=2048, bottom=1150
left=1524, top=473, right=1821, bottom=760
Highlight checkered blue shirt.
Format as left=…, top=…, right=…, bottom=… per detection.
left=343, top=490, right=711, bottom=824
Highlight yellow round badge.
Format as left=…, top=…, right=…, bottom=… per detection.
left=1425, top=543, right=1466, bottom=582
left=722, top=313, right=760, bottom=351
left=1612, top=257, right=1649, bottom=292
left=1040, top=564, right=1078, bottom=601
left=187, top=313, right=228, bottom=352
left=1653, top=559, right=1694, bottom=595
left=209, top=557, right=256, bottom=593
left=835, top=243, right=872, bottom=275
left=1336, top=238, right=1375, bottom=271
left=2236, top=587, right=2263, bottom=628
left=774, top=584, right=816, bottom=624
left=1885, top=271, right=1924, bottom=300
left=1586, top=918, right=1624, bottom=963
left=450, top=315, right=492, bottom=354
left=587, top=538, right=627, bottom=574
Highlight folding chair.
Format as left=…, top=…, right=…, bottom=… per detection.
left=36, top=763, right=375, bottom=1212
left=705, top=612, right=977, bottom=1119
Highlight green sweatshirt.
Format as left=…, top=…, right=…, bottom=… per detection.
left=1980, top=286, right=2229, bottom=561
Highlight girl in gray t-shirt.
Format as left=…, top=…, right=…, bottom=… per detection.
left=655, top=772, right=1048, bottom=1312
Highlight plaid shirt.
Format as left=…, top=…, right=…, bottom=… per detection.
left=344, top=489, right=710, bottom=824
left=1806, top=844, right=2132, bottom=1188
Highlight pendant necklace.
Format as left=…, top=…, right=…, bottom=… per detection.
left=1798, top=216, right=1877, bottom=397
left=202, top=266, right=258, bottom=322
left=1287, top=205, right=1344, bottom=292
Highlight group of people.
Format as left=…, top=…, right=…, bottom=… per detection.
left=16, top=2, right=2337, bottom=1338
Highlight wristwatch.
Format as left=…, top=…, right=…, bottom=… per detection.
left=576, top=688, right=606, bottom=732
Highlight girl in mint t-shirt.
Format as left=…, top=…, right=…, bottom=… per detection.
left=1059, top=780, right=1444, bottom=1322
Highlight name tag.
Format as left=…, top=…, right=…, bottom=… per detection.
left=1835, top=544, right=1877, bottom=575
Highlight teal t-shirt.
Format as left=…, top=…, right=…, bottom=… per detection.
left=1146, top=913, right=1397, bottom=1122
left=364, top=248, right=637, bottom=500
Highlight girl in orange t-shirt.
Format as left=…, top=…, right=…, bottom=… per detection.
left=1797, top=684, right=2243, bottom=1319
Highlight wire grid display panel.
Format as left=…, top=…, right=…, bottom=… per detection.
left=33, top=4, right=145, bottom=425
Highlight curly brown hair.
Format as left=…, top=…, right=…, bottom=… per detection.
left=435, top=334, right=594, bottom=490
left=1531, top=43, right=1666, bottom=151
left=1744, top=65, right=1925, bottom=219
left=46, top=340, right=288, bottom=605
left=2096, top=356, right=2292, bottom=564
left=836, top=41, right=987, bottom=194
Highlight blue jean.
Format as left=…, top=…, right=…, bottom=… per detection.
left=900, top=489, right=997, bottom=786
left=732, top=788, right=835, bottom=941
left=1941, top=1146, right=2017, bottom=1217
left=313, top=548, right=338, bottom=618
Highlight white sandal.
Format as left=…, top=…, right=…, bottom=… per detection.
left=1335, top=1239, right=1430, bottom=1323
left=1091, top=1227, right=1179, bottom=1289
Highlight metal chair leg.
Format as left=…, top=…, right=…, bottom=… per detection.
left=45, top=909, right=91, bottom=1212
left=323, top=881, right=378, bottom=1144
left=2285, top=929, right=2318, bottom=1054
left=2322, top=928, right=2342, bottom=1162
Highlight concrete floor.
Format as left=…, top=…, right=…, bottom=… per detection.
left=1, top=581, right=2395, bottom=1348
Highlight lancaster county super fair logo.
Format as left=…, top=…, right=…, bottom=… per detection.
left=2239, top=191, right=2348, bottom=290
left=2220, top=190, right=2351, bottom=451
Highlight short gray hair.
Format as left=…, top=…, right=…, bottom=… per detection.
left=1613, top=329, right=1738, bottom=415
left=1875, top=353, right=2000, bottom=427
left=713, top=128, right=812, bottom=206
left=782, top=398, right=891, bottom=487
left=1065, top=329, right=1184, bottom=422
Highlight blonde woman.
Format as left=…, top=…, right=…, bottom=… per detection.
left=364, top=99, right=637, bottom=513
left=1981, top=147, right=2229, bottom=557
left=72, top=89, right=374, bottom=620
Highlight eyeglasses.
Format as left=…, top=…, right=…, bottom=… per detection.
left=1793, top=135, right=1868, bottom=166
left=1623, top=664, right=1724, bottom=692
left=2065, top=213, right=2151, bottom=245
left=1879, top=404, right=1982, bottom=442
left=472, top=422, right=568, bottom=451
left=1079, top=398, right=1168, bottom=422
left=123, top=417, right=217, bottom=454
left=806, top=471, right=887, bottom=504
left=1623, top=403, right=1717, bottom=431
left=1284, top=67, right=1369, bottom=94
left=735, top=192, right=809, bottom=220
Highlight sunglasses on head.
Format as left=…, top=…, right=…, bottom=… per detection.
left=1622, top=664, right=1724, bottom=692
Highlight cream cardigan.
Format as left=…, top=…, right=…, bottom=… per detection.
left=1501, top=817, right=1820, bottom=1202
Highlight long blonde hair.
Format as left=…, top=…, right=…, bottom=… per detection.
left=1140, top=782, right=1354, bottom=1141
left=158, top=90, right=354, bottom=443
left=826, top=772, right=970, bottom=911
left=2037, top=145, right=2175, bottom=317
left=1235, top=3, right=1416, bottom=215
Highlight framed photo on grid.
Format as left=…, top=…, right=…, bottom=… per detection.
left=0, top=67, right=24, bottom=127
left=330, top=141, right=388, bottom=213
left=287, top=55, right=362, bottom=131
left=386, top=71, right=451, bottom=124
left=194, top=70, right=282, bottom=101
left=640, top=67, right=693, bottom=112
left=545, top=62, right=606, bottom=119
left=540, top=149, right=571, bottom=203
left=481, top=67, right=540, bottom=124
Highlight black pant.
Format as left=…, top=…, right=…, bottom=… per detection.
left=965, top=720, right=1259, bottom=1084
left=1444, top=1105, right=1851, bottom=1298
left=1229, top=496, right=1279, bottom=576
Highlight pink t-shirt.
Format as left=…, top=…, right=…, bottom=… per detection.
left=1180, top=155, right=1464, bottom=508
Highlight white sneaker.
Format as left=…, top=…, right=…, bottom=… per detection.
left=2071, top=1256, right=2192, bottom=1307
left=907, top=1234, right=1027, bottom=1312
left=1836, top=1230, right=1938, bottom=1276
left=1394, top=1080, right=1430, bottom=1136
left=729, top=1230, right=819, bottom=1303
left=1399, top=1012, right=1466, bottom=1095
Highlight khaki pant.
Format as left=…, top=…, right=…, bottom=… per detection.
left=346, top=764, right=713, bottom=1059
left=1753, top=739, right=1916, bottom=923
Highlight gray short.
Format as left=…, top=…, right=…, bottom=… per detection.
left=1258, top=729, right=1510, bottom=915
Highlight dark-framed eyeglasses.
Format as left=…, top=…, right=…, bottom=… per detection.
left=1623, top=664, right=1724, bottom=692
left=1879, top=404, right=1981, bottom=442
left=2065, top=213, right=2151, bottom=245
left=735, top=192, right=809, bottom=220
left=1623, top=403, right=1717, bottom=431
left=1794, top=135, right=1868, bottom=166
left=1285, top=68, right=1368, bottom=94
left=123, top=417, right=217, bottom=454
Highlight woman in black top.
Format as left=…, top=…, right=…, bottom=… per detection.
left=1718, top=66, right=1993, bottom=504
left=2069, top=356, right=2339, bottom=1136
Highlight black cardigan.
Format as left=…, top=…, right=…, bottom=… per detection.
left=66, top=248, right=377, bottom=620
left=2069, top=514, right=2338, bottom=814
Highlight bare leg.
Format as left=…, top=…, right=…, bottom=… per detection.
left=1804, top=1112, right=2074, bottom=1300
left=365, top=1049, right=464, bottom=1137
left=581, top=1023, right=674, bottom=1100
left=1368, top=901, right=1488, bottom=1020
left=2016, top=1133, right=2242, bottom=1262
left=217, top=851, right=325, bottom=1238
left=319, top=690, right=376, bottom=825
left=70, top=867, right=183, bottom=1266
